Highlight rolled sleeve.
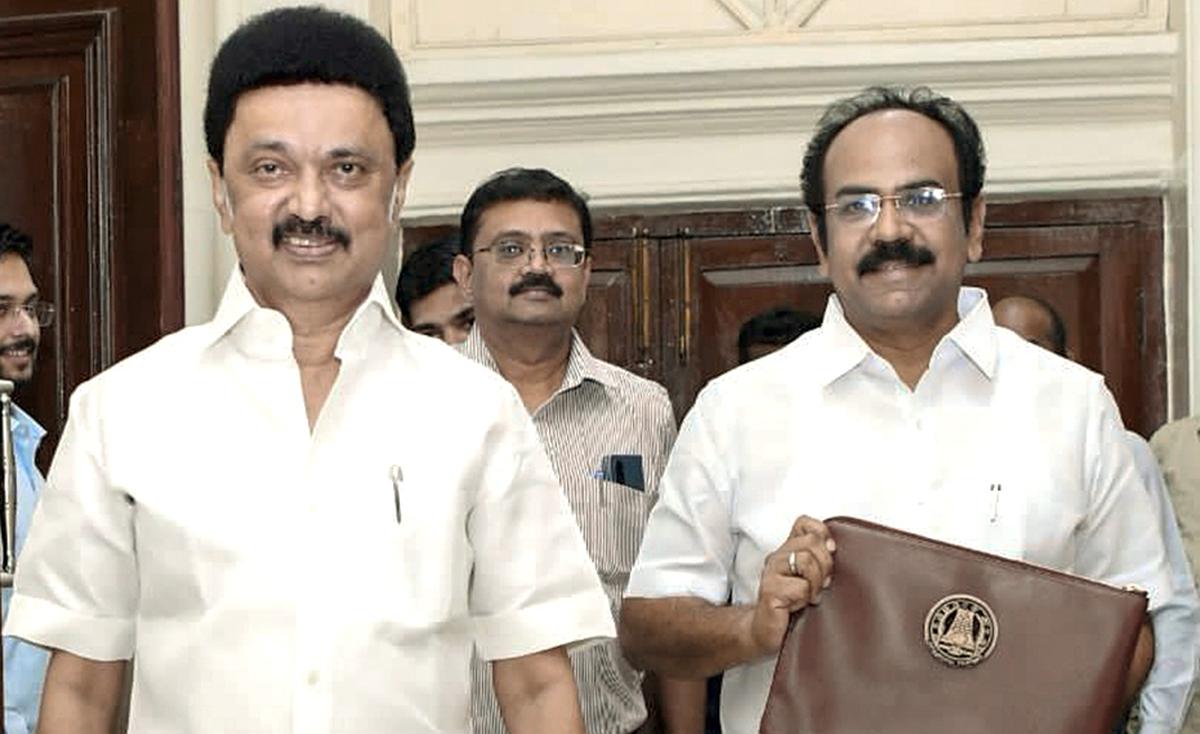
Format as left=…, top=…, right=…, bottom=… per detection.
left=626, top=389, right=734, bottom=605
left=468, top=391, right=614, bottom=661
left=4, top=385, right=137, bottom=660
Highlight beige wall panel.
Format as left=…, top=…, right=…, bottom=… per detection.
left=404, top=0, right=743, bottom=48
left=396, top=0, right=1167, bottom=53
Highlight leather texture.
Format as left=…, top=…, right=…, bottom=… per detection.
left=760, top=516, right=1147, bottom=734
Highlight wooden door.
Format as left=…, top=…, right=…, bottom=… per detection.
left=0, top=0, right=183, bottom=462
left=578, top=232, right=660, bottom=382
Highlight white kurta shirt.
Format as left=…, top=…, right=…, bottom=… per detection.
left=626, top=287, right=1171, bottom=734
left=5, top=270, right=614, bottom=734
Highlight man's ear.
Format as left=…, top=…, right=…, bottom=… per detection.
left=807, top=212, right=830, bottom=277
left=208, top=160, right=234, bottom=235
left=966, top=194, right=986, bottom=263
left=452, top=253, right=474, bottom=297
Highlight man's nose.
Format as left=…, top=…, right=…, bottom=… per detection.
left=871, top=197, right=911, bottom=241
left=521, top=246, right=553, bottom=272
left=289, top=170, right=331, bottom=221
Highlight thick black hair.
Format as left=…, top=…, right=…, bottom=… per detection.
left=459, top=168, right=592, bottom=254
left=0, top=224, right=33, bottom=269
left=204, top=6, right=414, bottom=171
left=800, top=86, right=987, bottom=248
left=396, top=232, right=461, bottom=322
left=737, top=307, right=822, bottom=364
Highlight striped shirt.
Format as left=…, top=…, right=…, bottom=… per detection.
left=459, top=326, right=677, bottom=734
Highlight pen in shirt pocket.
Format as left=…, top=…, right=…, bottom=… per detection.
left=390, top=464, right=403, bottom=523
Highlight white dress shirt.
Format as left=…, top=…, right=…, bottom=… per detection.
left=1127, top=431, right=1200, bottom=734
left=626, top=287, right=1171, bottom=734
left=5, top=270, right=614, bottom=734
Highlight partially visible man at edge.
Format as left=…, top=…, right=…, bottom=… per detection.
left=396, top=231, right=474, bottom=344
left=619, top=85, right=1170, bottom=734
left=995, top=294, right=1200, bottom=734
left=4, top=8, right=612, bottom=734
left=453, top=167, right=706, bottom=734
left=0, top=223, right=53, bottom=734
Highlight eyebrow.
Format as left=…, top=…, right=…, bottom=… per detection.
left=833, top=179, right=946, bottom=197
left=245, top=140, right=291, bottom=156
left=0, top=292, right=38, bottom=304
left=327, top=146, right=376, bottom=161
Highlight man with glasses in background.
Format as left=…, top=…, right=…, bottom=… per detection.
left=454, top=167, right=706, bottom=734
left=0, top=223, right=53, bottom=734
left=620, top=87, right=1171, bottom=733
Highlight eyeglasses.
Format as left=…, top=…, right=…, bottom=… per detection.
left=824, top=186, right=963, bottom=228
left=0, top=302, right=54, bottom=327
left=473, top=240, right=588, bottom=268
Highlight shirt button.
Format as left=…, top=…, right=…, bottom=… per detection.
left=306, top=670, right=320, bottom=686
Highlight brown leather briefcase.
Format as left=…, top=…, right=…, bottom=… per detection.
left=759, top=516, right=1148, bottom=734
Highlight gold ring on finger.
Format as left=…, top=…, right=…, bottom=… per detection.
left=788, top=550, right=799, bottom=576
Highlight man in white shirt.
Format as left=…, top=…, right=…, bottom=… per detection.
left=994, top=294, right=1200, bottom=734
left=4, top=8, right=612, bottom=733
left=620, top=86, right=1172, bottom=734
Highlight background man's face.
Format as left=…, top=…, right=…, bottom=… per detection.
left=0, top=253, right=40, bottom=384
left=209, top=83, right=411, bottom=312
left=409, top=283, right=473, bottom=344
left=993, top=297, right=1062, bottom=355
left=814, top=109, right=984, bottom=336
left=460, top=199, right=590, bottom=330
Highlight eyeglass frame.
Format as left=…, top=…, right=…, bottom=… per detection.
left=0, top=301, right=55, bottom=327
left=823, top=186, right=964, bottom=228
left=470, top=240, right=590, bottom=269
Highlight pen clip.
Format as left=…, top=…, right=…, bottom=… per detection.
left=390, top=465, right=403, bottom=523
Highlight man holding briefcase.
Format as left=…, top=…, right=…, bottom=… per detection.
left=619, top=86, right=1173, bottom=733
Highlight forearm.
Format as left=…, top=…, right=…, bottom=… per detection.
left=656, top=673, right=708, bottom=734
left=37, top=650, right=127, bottom=734
left=493, top=646, right=584, bottom=734
left=620, top=596, right=764, bottom=678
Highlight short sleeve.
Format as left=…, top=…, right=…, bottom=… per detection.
left=1076, top=384, right=1172, bottom=612
left=625, top=387, right=735, bottom=605
left=3, top=382, right=137, bottom=661
left=467, top=389, right=615, bottom=661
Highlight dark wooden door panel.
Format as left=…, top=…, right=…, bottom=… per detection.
left=0, top=1, right=182, bottom=463
left=577, top=237, right=660, bottom=381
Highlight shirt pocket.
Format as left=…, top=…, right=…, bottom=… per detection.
left=580, top=479, right=654, bottom=604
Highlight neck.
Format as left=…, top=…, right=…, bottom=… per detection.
left=478, top=321, right=574, bottom=413
left=847, top=307, right=960, bottom=390
left=247, top=283, right=371, bottom=431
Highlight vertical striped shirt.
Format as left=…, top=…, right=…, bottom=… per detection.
left=459, top=326, right=677, bottom=734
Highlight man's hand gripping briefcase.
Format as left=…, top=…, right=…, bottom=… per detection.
left=760, top=516, right=1147, bottom=734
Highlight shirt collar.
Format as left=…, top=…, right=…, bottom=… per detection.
left=9, top=403, right=44, bottom=443
left=202, top=266, right=404, bottom=360
left=813, top=286, right=997, bottom=386
left=460, top=325, right=614, bottom=392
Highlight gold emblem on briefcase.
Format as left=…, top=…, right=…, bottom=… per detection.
left=923, top=594, right=998, bottom=667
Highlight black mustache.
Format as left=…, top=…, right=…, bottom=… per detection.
left=856, top=240, right=935, bottom=277
left=0, top=338, right=35, bottom=354
left=509, top=273, right=563, bottom=298
left=272, top=216, right=351, bottom=248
